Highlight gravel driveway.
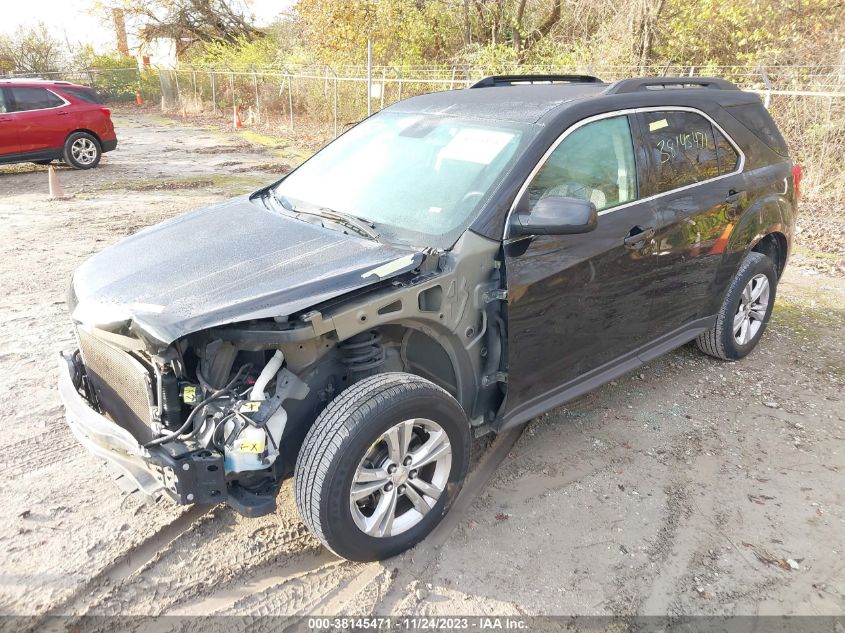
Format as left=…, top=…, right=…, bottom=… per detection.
left=0, top=111, right=842, bottom=621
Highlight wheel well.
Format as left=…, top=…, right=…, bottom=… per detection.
left=326, top=323, right=470, bottom=408
left=344, top=324, right=458, bottom=399
left=397, top=327, right=459, bottom=397
left=66, top=129, right=103, bottom=146
left=752, top=232, right=787, bottom=278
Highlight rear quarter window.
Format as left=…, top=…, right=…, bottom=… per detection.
left=724, top=102, right=788, bottom=156
left=641, top=110, right=720, bottom=194
left=62, top=87, right=103, bottom=104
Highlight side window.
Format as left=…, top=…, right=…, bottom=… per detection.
left=526, top=115, right=637, bottom=213
left=0, top=89, right=7, bottom=114
left=63, top=87, right=102, bottom=104
left=641, top=111, right=719, bottom=193
left=714, top=128, right=739, bottom=173
left=9, top=87, right=64, bottom=112
left=724, top=102, right=788, bottom=156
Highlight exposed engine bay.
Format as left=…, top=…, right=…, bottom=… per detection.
left=63, top=229, right=507, bottom=517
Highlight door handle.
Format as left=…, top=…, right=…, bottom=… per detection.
left=725, top=190, right=746, bottom=219
left=624, top=226, right=655, bottom=248
left=56, top=111, right=70, bottom=116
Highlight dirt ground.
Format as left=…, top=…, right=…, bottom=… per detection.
left=0, top=111, right=842, bottom=622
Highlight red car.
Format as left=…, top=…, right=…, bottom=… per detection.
left=0, top=79, right=117, bottom=169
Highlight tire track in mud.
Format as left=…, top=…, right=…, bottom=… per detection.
left=210, top=561, right=360, bottom=617
left=606, top=418, right=727, bottom=614
left=157, top=565, right=378, bottom=633
left=167, top=549, right=343, bottom=616
left=20, top=426, right=520, bottom=624
left=150, top=430, right=522, bottom=620
left=30, top=504, right=212, bottom=626
left=1, top=422, right=78, bottom=478
left=372, top=428, right=524, bottom=614
left=86, top=500, right=321, bottom=617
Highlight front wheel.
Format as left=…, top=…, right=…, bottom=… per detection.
left=696, top=251, right=777, bottom=360
left=294, top=373, right=470, bottom=561
left=63, top=132, right=101, bottom=169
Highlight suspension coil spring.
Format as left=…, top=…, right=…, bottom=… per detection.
left=339, top=330, right=385, bottom=373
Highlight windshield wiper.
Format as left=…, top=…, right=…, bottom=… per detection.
left=308, top=207, right=380, bottom=240
left=269, top=190, right=379, bottom=240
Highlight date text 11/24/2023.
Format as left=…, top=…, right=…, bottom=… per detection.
left=306, top=617, right=529, bottom=630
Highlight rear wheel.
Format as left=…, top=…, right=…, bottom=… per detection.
left=63, top=132, right=101, bottom=169
left=696, top=251, right=777, bottom=360
left=294, top=373, right=470, bottom=561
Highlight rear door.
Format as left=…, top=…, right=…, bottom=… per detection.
left=7, top=86, right=70, bottom=153
left=636, top=108, right=745, bottom=344
left=0, top=88, right=20, bottom=156
left=503, top=113, right=659, bottom=421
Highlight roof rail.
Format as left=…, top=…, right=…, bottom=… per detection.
left=471, top=74, right=604, bottom=88
left=603, top=76, right=739, bottom=94
left=0, top=78, right=72, bottom=85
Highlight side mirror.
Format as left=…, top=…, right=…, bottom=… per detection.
left=510, top=196, right=598, bottom=237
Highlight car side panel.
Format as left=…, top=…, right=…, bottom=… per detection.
left=0, top=88, right=20, bottom=156
left=703, top=175, right=793, bottom=317
left=502, top=204, right=660, bottom=419
left=12, top=105, right=71, bottom=153
left=646, top=169, right=748, bottom=334
left=70, top=105, right=117, bottom=144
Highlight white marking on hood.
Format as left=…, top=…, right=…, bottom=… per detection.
left=361, top=254, right=417, bottom=279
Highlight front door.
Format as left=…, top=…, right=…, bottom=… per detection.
left=0, top=89, right=20, bottom=157
left=636, top=109, right=747, bottom=342
left=503, top=114, right=659, bottom=423
left=7, top=86, right=69, bottom=153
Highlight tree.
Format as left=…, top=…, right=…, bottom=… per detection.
left=453, top=0, right=564, bottom=60
left=512, top=0, right=562, bottom=59
left=654, top=0, right=845, bottom=68
left=293, top=0, right=461, bottom=66
left=630, top=0, right=666, bottom=69
left=0, top=23, right=65, bottom=75
left=292, top=0, right=567, bottom=66
left=96, top=0, right=262, bottom=58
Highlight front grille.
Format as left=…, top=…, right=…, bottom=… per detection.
left=77, top=328, right=156, bottom=443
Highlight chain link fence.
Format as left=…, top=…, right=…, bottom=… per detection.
left=7, top=64, right=845, bottom=196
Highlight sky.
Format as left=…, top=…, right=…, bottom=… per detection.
left=0, top=1, right=291, bottom=52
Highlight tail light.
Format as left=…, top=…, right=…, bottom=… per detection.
left=100, top=107, right=111, bottom=117
left=792, top=164, right=803, bottom=202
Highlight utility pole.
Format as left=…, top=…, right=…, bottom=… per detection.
left=367, top=38, right=373, bottom=117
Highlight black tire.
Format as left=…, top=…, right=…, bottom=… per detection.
left=294, top=373, right=470, bottom=562
left=63, top=131, right=101, bottom=169
left=696, top=251, right=777, bottom=360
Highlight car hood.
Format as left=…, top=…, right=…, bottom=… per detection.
left=70, top=195, right=422, bottom=346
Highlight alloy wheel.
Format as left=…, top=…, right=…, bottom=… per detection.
left=733, top=273, right=770, bottom=345
left=71, top=138, right=98, bottom=165
left=349, top=418, right=452, bottom=538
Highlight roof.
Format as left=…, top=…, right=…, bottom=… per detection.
left=387, top=83, right=608, bottom=124
left=386, top=76, right=757, bottom=125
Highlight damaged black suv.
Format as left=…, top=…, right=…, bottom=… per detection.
left=60, top=75, right=799, bottom=561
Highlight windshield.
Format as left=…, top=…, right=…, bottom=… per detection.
left=274, top=112, right=532, bottom=247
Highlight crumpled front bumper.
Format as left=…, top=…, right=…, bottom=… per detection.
left=57, top=351, right=226, bottom=505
